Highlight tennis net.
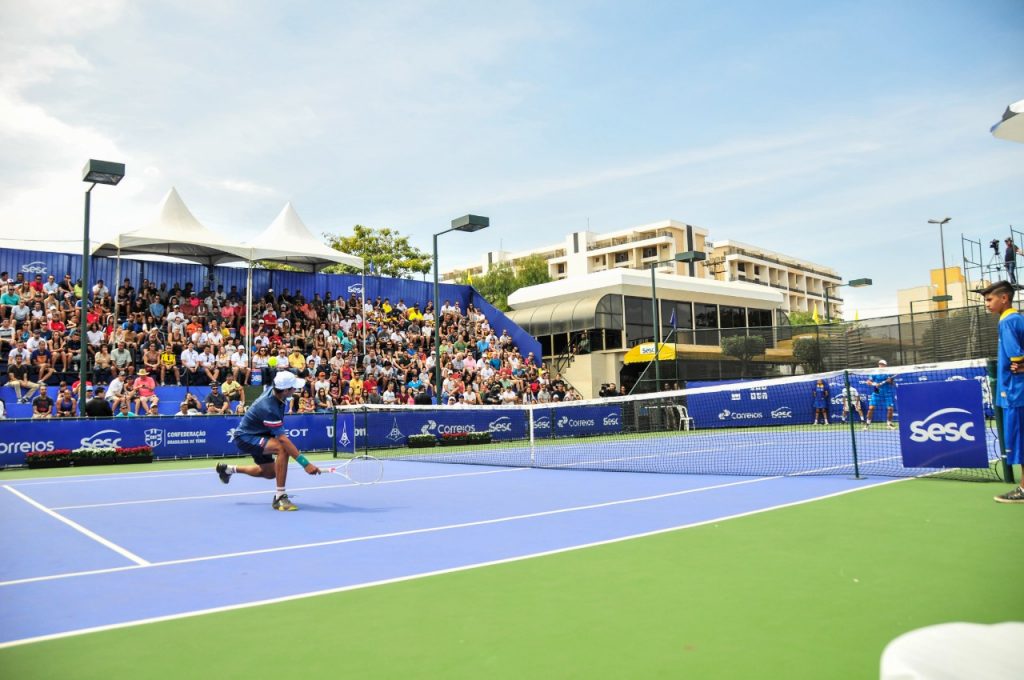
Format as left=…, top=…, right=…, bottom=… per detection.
left=338, top=359, right=1005, bottom=481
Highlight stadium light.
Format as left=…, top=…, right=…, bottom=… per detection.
left=434, top=215, right=489, bottom=403
left=928, top=217, right=952, bottom=310
left=649, top=251, right=704, bottom=393
left=79, top=160, right=126, bottom=414
left=824, top=278, right=872, bottom=323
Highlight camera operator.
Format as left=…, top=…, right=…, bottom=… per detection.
left=1006, top=237, right=1022, bottom=285
left=598, top=382, right=618, bottom=398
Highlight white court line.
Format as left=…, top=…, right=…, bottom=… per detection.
left=0, top=475, right=905, bottom=650
left=3, top=485, right=150, bottom=567
left=51, top=466, right=527, bottom=511
left=0, top=475, right=776, bottom=588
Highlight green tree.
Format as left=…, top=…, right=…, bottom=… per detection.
left=793, top=336, right=829, bottom=374
left=720, top=335, right=767, bottom=377
left=460, top=255, right=552, bottom=311
left=787, top=311, right=817, bottom=326
left=322, top=225, right=432, bottom=279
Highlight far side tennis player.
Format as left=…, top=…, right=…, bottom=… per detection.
left=216, top=371, right=321, bottom=511
left=865, top=359, right=896, bottom=431
left=980, top=280, right=1024, bottom=504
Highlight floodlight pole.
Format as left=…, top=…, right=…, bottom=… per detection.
left=824, top=278, right=872, bottom=323
left=929, top=218, right=952, bottom=310
left=434, top=215, right=489, bottom=404
left=79, top=185, right=94, bottom=413
left=77, top=159, right=125, bottom=414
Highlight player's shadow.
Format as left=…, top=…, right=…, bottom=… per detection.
left=233, top=501, right=400, bottom=514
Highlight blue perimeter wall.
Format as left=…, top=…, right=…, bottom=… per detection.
left=0, top=247, right=541, bottom=363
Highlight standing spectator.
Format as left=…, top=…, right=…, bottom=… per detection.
left=32, top=386, right=54, bottom=418
left=85, top=386, right=114, bottom=417
left=980, top=280, right=1024, bottom=504
left=6, top=354, right=39, bottom=404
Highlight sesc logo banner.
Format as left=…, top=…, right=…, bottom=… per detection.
left=897, top=381, right=988, bottom=468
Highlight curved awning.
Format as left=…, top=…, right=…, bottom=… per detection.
left=506, top=294, right=606, bottom=335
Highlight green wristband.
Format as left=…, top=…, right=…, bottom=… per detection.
left=296, top=455, right=309, bottom=467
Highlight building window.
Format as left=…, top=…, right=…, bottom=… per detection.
left=641, top=246, right=657, bottom=258
left=754, top=266, right=760, bottom=276
left=694, top=303, right=719, bottom=346
left=737, top=263, right=746, bottom=273
left=556, top=263, right=565, bottom=274
left=614, top=252, right=630, bottom=264
left=624, top=295, right=654, bottom=345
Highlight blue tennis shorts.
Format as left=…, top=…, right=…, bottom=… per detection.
left=1003, top=406, right=1024, bottom=466
left=869, top=395, right=894, bottom=409
left=235, top=434, right=274, bottom=465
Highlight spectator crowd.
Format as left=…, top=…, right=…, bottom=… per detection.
left=1, top=269, right=580, bottom=417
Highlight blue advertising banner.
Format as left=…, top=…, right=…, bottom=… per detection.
left=687, top=382, right=812, bottom=428
left=0, top=414, right=336, bottom=467
left=897, top=381, right=988, bottom=468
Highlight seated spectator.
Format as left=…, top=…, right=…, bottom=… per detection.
left=55, top=388, right=77, bottom=417
left=133, top=369, right=158, bottom=413
left=181, top=392, right=204, bottom=415
left=142, top=344, right=161, bottom=378
left=6, top=354, right=39, bottom=404
left=204, top=382, right=230, bottom=414
left=159, top=344, right=180, bottom=385
left=221, top=375, right=245, bottom=407
left=115, top=401, right=137, bottom=417
left=30, top=339, right=55, bottom=384
left=32, top=387, right=54, bottom=418
left=314, top=387, right=333, bottom=412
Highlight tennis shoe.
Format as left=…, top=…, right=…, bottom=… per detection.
left=886, top=423, right=897, bottom=431
left=994, top=487, right=1024, bottom=504
left=216, top=463, right=230, bottom=484
left=272, top=494, right=298, bottom=511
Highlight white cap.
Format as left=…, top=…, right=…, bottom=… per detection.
left=878, top=359, right=888, bottom=366
left=274, top=371, right=306, bottom=391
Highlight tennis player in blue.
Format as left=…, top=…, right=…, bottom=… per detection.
left=215, top=370, right=321, bottom=511
left=865, top=359, right=896, bottom=430
left=811, top=379, right=830, bottom=425
left=980, top=280, right=1024, bottom=504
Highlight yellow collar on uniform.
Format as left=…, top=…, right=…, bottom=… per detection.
left=1001, top=308, right=1019, bottom=321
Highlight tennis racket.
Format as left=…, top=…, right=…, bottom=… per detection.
left=322, top=454, right=384, bottom=485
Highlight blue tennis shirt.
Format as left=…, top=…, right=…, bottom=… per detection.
left=997, top=308, right=1024, bottom=408
left=234, top=389, right=287, bottom=439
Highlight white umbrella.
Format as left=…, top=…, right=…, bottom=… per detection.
left=991, top=99, right=1024, bottom=143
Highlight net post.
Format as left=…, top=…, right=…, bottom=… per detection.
left=844, top=370, right=862, bottom=479
left=989, top=359, right=1015, bottom=484
left=332, top=408, right=338, bottom=459
left=528, top=403, right=536, bottom=467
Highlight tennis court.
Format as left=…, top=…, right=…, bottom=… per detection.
left=1, top=456, right=901, bottom=646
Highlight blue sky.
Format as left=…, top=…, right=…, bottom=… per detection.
left=1, top=0, right=1021, bottom=317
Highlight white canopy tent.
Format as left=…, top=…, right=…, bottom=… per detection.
left=89, top=191, right=364, bottom=369
left=238, top=203, right=364, bottom=361
left=991, top=99, right=1024, bottom=143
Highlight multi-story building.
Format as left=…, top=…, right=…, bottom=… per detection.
left=445, top=219, right=843, bottom=319
left=443, top=219, right=711, bottom=282
left=705, top=240, right=842, bottom=319
left=896, top=266, right=977, bottom=315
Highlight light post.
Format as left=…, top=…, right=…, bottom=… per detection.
left=79, top=160, right=125, bottom=414
left=928, top=217, right=952, bottom=309
left=824, top=278, right=872, bottom=322
left=434, top=215, right=489, bottom=404
left=650, top=250, right=705, bottom=392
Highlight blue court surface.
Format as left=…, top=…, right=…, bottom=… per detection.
left=0, top=459, right=907, bottom=648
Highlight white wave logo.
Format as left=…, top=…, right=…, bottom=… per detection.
left=908, top=408, right=976, bottom=443
left=534, top=416, right=550, bottom=430
left=946, top=376, right=967, bottom=381
left=718, top=409, right=763, bottom=421
left=556, top=416, right=595, bottom=428
left=144, top=428, right=164, bottom=448
left=347, top=283, right=364, bottom=295
left=80, top=429, right=123, bottom=448
left=602, top=413, right=620, bottom=426
left=770, top=407, right=793, bottom=418
left=488, top=417, right=512, bottom=433
left=21, top=261, right=47, bottom=274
